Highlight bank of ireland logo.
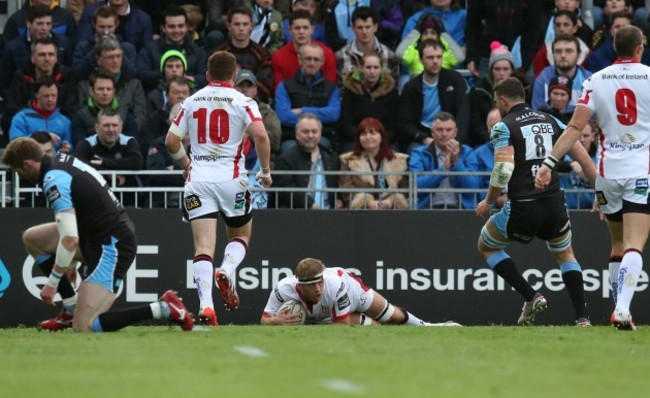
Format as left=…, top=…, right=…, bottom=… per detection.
left=0, top=258, right=11, bottom=298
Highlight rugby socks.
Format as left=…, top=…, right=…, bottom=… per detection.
left=487, top=251, right=537, bottom=301
left=94, top=306, right=154, bottom=332
left=560, top=262, right=587, bottom=319
left=193, top=254, right=214, bottom=310
left=615, top=249, right=643, bottom=313
left=403, top=310, right=426, bottom=326
left=608, top=256, right=622, bottom=305
left=219, top=238, right=248, bottom=277
left=34, top=254, right=77, bottom=304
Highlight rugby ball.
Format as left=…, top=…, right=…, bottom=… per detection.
left=278, top=300, right=306, bottom=324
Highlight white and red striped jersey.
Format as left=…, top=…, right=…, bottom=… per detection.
left=577, top=59, right=650, bottom=178
left=263, top=267, right=371, bottom=324
left=169, top=81, right=262, bottom=182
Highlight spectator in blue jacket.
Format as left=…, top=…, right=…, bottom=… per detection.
left=401, top=0, right=466, bottom=46
left=532, top=35, right=592, bottom=112
left=275, top=43, right=341, bottom=152
left=9, top=76, right=72, bottom=151
left=77, top=0, right=153, bottom=51
left=409, top=112, right=475, bottom=209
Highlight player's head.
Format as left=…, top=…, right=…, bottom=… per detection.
left=2, top=138, right=45, bottom=183
left=493, top=77, right=525, bottom=117
left=614, top=25, right=644, bottom=59
left=294, top=258, right=325, bottom=304
left=207, top=51, right=237, bottom=83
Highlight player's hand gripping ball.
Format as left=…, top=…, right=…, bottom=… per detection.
left=277, top=300, right=306, bottom=324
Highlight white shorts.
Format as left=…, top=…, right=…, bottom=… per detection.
left=595, top=175, right=650, bottom=214
left=183, top=176, right=252, bottom=221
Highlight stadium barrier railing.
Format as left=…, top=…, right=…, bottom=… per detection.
left=4, top=169, right=595, bottom=210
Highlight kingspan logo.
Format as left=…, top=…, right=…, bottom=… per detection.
left=0, top=258, right=11, bottom=298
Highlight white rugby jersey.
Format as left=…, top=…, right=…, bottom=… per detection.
left=263, top=268, right=367, bottom=324
left=169, top=81, right=262, bottom=182
left=577, top=59, right=650, bottom=178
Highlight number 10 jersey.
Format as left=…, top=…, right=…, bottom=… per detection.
left=169, top=81, right=263, bottom=183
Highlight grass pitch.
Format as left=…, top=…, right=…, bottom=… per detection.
left=0, top=325, right=648, bottom=398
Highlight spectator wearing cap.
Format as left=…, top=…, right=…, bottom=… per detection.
left=136, top=4, right=207, bottom=91
left=539, top=75, right=573, bottom=124
left=275, top=42, right=341, bottom=152
left=212, top=5, right=275, bottom=102
left=234, top=69, right=282, bottom=165
left=335, top=6, right=399, bottom=84
left=532, top=34, right=591, bottom=112
left=467, top=41, right=527, bottom=147
left=72, top=5, right=138, bottom=81
left=395, top=13, right=464, bottom=81
left=145, top=69, right=193, bottom=149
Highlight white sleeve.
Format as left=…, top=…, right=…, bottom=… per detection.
left=331, top=279, right=352, bottom=322
left=169, top=102, right=190, bottom=138
left=576, top=76, right=595, bottom=112
left=263, top=286, right=285, bottom=316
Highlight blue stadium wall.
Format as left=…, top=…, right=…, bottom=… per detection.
left=0, top=209, right=647, bottom=327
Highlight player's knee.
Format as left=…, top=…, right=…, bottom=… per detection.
left=480, top=225, right=507, bottom=252
left=547, top=231, right=572, bottom=253
left=373, top=302, right=396, bottom=324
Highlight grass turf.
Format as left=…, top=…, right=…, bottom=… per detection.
left=0, top=325, right=648, bottom=398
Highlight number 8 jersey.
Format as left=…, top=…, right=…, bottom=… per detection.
left=577, top=60, right=650, bottom=179
left=169, top=81, right=263, bottom=182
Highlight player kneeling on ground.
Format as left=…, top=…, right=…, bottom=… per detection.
left=261, top=257, right=461, bottom=326
left=3, top=138, right=194, bottom=332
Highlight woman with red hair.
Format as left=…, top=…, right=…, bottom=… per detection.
left=339, top=117, right=409, bottom=210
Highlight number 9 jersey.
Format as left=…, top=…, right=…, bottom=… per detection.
left=169, top=81, right=263, bottom=182
left=577, top=60, right=650, bottom=179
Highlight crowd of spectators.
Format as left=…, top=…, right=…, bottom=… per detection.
left=2, top=0, right=637, bottom=210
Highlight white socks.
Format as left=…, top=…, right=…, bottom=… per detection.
left=616, top=250, right=643, bottom=313
left=404, top=311, right=425, bottom=326
left=194, top=257, right=214, bottom=310
left=219, top=239, right=247, bottom=277
left=608, top=257, right=621, bottom=304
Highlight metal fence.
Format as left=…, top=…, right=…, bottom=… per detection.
left=1, top=169, right=595, bottom=211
